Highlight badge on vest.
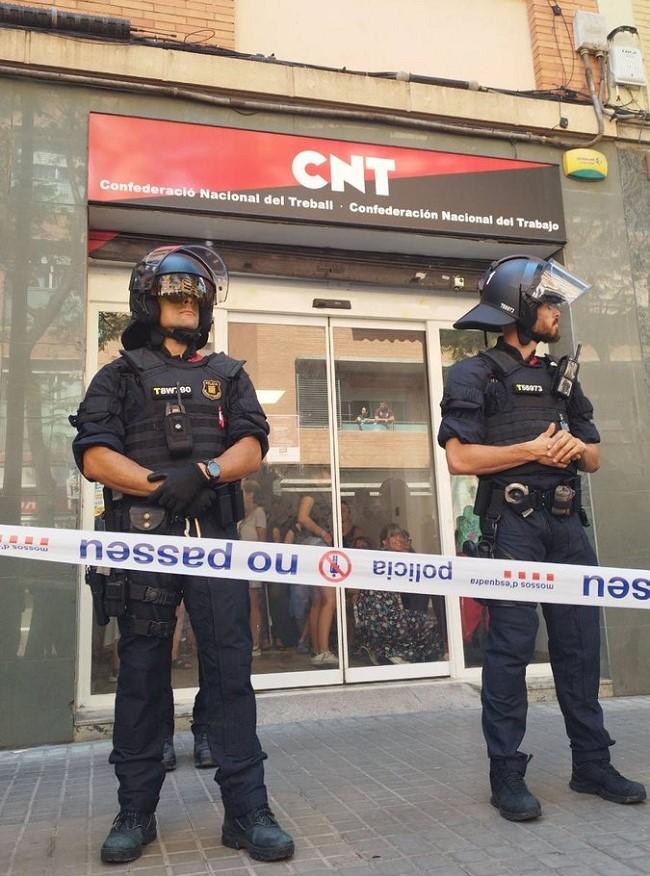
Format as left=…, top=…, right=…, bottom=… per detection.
left=513, top=383, right=544, bottom=394
left=202, top=378, right=222, bottom=400
left=151, top=385, right=192, bottom=398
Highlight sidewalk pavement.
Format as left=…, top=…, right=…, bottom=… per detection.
left=2, top=689, right=650, bottom=876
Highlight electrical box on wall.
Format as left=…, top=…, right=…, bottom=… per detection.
left=573, top=11, right=608, bottom=52
left=610, top=46, right=647, bottom=87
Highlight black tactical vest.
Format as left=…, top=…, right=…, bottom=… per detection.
left=120, top=348, right=243, bottom=470
left=480, top=347, right=577, bottom=482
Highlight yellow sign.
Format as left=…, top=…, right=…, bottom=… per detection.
left=562, top=149, right=608, bottom=180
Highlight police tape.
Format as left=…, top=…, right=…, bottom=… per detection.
left=1, top=523, right=649, bottom=609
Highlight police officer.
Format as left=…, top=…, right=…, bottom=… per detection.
left=438, top=255, right=646, bottom=821
left=71, top=245, right=294, bottom=863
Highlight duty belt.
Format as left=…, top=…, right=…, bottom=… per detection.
left=496, top=482, right=579, bottom=517
left=474, top=476, right=584, bottom=521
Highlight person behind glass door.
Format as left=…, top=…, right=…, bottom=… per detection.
left=296, top=469, right=337, bottom=667
left=341, top=499, right=364, bottom=548
left=356, top=405, right=370, bottom=430
left=374, top=400, right=395, bottom=428
left=239, top=480, right=267, bottom=657
left=355, top=524, right=441, bottom=665
left=268, top=499, right=299, bottom=649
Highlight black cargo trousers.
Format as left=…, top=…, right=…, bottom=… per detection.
left=481, top=506, right=614, bottom=766
left=109, top=514, right=268, bottom=818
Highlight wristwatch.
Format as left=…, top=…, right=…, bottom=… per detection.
left=203, top=459, right=222, bottom=484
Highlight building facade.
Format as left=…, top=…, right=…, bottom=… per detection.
left=1, top=0, right=650, bottom=748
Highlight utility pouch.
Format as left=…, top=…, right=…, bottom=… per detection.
left=230, top=482, right=245, bottom=523
left=214, top=484, right=234, bottom=527
left=85, top=566, right=109, bottom=627
left=104, top=569, right=129, bottom=618
left=473, top=479, right=493, bottom=518
left=164, top=400, right=193, bottom=457
left=551, top=484, right=576, bottom=517
left=128, top=504, right=168, bottom=533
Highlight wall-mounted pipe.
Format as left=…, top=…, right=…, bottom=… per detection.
left=0, top=62, right=609, bottom=151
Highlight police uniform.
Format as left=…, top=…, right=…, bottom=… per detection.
left=438, top=337, right=614, bottom=768
left=73, top=345, right=270, bottom=819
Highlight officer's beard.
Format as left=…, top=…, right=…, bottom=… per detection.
left=532, top=325, right=561, bottom=344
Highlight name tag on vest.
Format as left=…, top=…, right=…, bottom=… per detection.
left=513, top=383, right=544, bottom=394
left=151, top=385, right=193, bottom=398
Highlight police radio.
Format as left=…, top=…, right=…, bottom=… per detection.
left=164, top=383, right=194, bottom=456
left=553, top=344, right=581, bottom=400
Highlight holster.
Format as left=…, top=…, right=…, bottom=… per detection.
left=213, top=482, right=245, bottom=527
left=84, top=566, right=128, bottom=625
left=85, top=566, right=109, bottom=627
left=472, top=480, right=504, bottom=559
left=104, top=569, right=129, bottom=618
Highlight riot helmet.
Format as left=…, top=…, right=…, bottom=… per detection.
left=121, top=244, right=229, bottom=351
left=453, top=255, right=591, bottom=343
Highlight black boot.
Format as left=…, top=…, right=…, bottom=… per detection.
left=570, top=760, right=647, bottom=804
left=222, top=805, right=295, bottom=862
left=490, top=755, right=542, bottom=822
left=193, top=731, right=217, bottom=769
left=162, top=736, right=176, bottom=771
left=100, top=810, right=157, bottom=863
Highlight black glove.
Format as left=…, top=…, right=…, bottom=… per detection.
left=147, top=463, right=210, bottom=517
left=183, top=487, right=217, bottom=519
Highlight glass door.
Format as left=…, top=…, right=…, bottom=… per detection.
left=227, top=314, right=450, bottom=684
left=227, top=315, right=341, bottom=688
left=332, top=322, right=449, bottom=681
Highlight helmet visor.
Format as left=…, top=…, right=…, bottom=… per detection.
left=526, top=259, right=591, bottom=307
left=156, top=273, right=215, bottom=304
left=182, top=245, right=229, bottom=304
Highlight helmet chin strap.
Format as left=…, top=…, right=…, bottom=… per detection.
left=148, top=324, right=201, bottom=356
left=516, top=294, right=545, bottom=345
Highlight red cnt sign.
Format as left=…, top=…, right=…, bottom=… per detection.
left=88, top=113, right=566, bottom=242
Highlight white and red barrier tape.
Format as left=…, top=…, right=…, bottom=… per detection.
left=1, top=524, right=648, bottom=610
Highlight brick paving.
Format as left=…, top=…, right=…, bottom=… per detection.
left=1, top=695, right=650, bottom=876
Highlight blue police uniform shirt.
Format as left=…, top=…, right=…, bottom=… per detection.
left=72, top=348, right=269, bottom=475
left=437, top=338, right=599, bottom=484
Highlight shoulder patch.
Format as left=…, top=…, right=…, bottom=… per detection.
left=201, top=378, right=222, bottom=400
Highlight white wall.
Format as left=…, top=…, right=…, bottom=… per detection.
left=597, top=0, right=635, bottom=33
left=235, top=0, right=536, bottom=91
